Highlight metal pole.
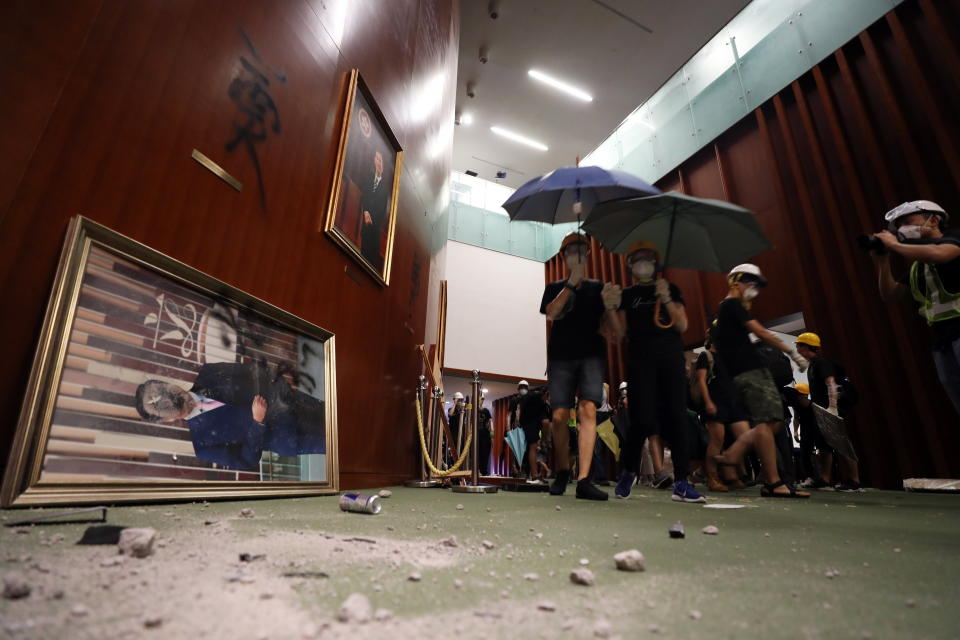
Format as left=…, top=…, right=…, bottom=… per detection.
left=452, top=370, right=498, bottom=494
left=432, top=388, right=444, bottom=471
left=406, top=376, right=440, bottom=488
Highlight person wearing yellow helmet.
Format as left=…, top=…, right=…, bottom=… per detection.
left=711, top=264, right=811, bottom=498
left=613, top=239, right=705, bottom=503
left=794, top=332, right=862, bottom=491
left=872, top=200, right=960, bottom=415
left=540, top=232, right=624, bottom=500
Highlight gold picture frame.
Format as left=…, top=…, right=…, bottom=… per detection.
left=322, top=69, right=402, bottom=286
left=1, top=217, right=339, bottom=506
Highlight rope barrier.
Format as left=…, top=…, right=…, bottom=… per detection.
left=415, top=393, right=472, bottom=477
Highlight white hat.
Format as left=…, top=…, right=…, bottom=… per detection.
left=618, top=381, right=628, bottom=390
left=884, top=200, right=948, bottom=231
left=728, top=263, right=767, bottom=286
left=518, top=380, right=529, bottom=387
left=453, top=392, right=464, bottom=400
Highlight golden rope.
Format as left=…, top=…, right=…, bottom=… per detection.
left=415, top=393, right=473, bottom=476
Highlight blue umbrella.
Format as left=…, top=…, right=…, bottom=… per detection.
left=504, top=428, right=527, bottom=466
left=501, top=166, right=660, bottom=225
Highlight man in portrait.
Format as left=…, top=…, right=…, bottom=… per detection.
left=134, top=362, right=325, bottom=470
left=359, top=148, right=390, bottom=270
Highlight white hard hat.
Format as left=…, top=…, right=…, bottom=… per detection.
left=453, top=392, right=464, bottom=400
left=518, top=380, right=529, bottom=387
left=884, top=200, right=947, bottom=231
left=618, top=381, right=628, bottom=390
left=728, top=263, right=767, bottom=287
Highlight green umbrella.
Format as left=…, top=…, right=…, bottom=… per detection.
left=582, top=191, right=770, bottom=272
left=504, top=428, right=527, bottom=465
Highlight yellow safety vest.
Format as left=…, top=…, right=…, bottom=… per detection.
left=908, top=261, right=960, bottom=324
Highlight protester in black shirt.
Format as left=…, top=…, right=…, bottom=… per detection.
left=612, top=240, right=705, bottom=503
left=874, top=200, right=960, bottom=415
left=476, top=395, right=493, bottom=476
left=783, top=382, right=826, bottom=486
left=517, top=387, right=551, bottom=484
left=540, top=232, right=623, bottom=501
left=692, top=334, right=751, bottom=492
left=502, top=380, right=530, bottom=475
left=795, top=333, right=862, bottom=491
left=712, top=264, right=811, bottom=498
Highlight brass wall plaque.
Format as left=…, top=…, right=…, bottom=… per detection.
left=191, top=149, right=243, bottom=192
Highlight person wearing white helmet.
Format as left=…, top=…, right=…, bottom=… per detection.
left=711, top=263, right=811, bottom=498
left=872, top=200, right=960, bottom=415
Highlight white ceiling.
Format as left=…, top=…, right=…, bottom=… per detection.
left=453, top=0, right=752, bottom=190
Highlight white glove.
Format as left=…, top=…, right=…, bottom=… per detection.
left=654, top=278, right=671, bottom=302
left=788, top=348, right=809, bottom=373
left=601, top=283, right=622, bottom=310
left=568, top=262, right=585, bottom=287
left=827, top=406, right=839, bottom=417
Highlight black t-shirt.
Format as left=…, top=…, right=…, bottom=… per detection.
left=478, top=407, right=492, bottom=432
left=714, top=297, right=764, bottom=377
left=695, top=350, right=736, bottom=406
left=783, top=387, right=816, bottom=430
left=896, top=229, right=960, bottom=347
left=807, top=356, right=837, bottom=408
left=518, top=393, right=550, bottom=429
left=619, top=283, right=684, bottom=356
left=540, top=279, right=606, bottom=360
left=508, top=394, right=523, bottom=428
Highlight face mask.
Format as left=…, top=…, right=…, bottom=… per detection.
left=897, top=225, right=924, bottom=240
left=631, top=260, right=655, bottom=280
left=518, top=388, right=528, bottom=396
left=742, top=285, right=759, bottom=302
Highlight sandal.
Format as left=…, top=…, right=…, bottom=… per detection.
left=761, top=480, right=810, bottom=499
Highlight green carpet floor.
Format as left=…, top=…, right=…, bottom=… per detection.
left=1, top=486, right=958, bottom=639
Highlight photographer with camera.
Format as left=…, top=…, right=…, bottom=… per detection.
left=868, top=200, right=960, bottom=414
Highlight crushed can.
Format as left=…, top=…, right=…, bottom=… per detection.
left=339, top=493, right=381, bottom=515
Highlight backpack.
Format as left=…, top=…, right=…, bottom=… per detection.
left=755, top=343, right=794, bottom=388
left=834, top=363, right=860, bottom=409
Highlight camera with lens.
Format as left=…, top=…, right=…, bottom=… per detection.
left=855, top=234, right=887, bottom=255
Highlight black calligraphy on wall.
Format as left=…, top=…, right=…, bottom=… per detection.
left=225, top=29, right=288, bottom=214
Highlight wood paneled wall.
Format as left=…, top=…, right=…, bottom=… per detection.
left=0, top=0, right=459, bottom=489
left=546, top=0, right=960, bottom=489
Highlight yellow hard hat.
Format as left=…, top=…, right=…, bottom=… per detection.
left=626, top=240, right=661, bottom=263
left=795, top=332, right=821, bottom=348
left=794, top=382, right=810, bottom=395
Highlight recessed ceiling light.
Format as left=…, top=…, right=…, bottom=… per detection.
left=461, top=113, right=474, bottom=125
left=528, top=69, right=593, bottom=102
left=490, top=126, right=549, bottom=151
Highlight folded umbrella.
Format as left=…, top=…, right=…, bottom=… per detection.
left=504, top=428, right=527, bottom=465
left=596, top=418, right=620, bottom=461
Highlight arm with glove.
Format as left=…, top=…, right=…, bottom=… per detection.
left=655, top=278, right=688, bottom=333
left=745, top=319, right=810, bottom=372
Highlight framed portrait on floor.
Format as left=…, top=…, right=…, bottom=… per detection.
left=1, top=217, right=339, bottom=506
left=323, top=69, right=402, bottom=286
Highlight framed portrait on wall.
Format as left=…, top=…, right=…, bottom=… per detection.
left=1, top=217, right=339, bottom=506
left=323, top=69, right=402, bottom=286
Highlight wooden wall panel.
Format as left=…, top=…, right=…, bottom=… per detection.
left=0, top=0, right=460, bottom=490
left=544, top=0, right=960, bottom=488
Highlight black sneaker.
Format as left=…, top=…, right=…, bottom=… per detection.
left=652, top=471, right=674, bottom=490
left=550, top=470, right=570, bottom=496
left=575, top=479, right=609, bottom=501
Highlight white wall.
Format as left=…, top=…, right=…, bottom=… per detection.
left=443, top=241, right=547, bottom=380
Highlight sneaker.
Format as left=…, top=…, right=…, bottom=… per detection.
left=671, top=480, right=706, bottom=503
left=836, top=482, right=864, bottom=492
left=809, top=479, right=830, bottom=489
left=575, top=479, right=609, bottom=501
left=615, top=471, right=636, bottom=499
left=652, top=471, right=674, bottom=490
left=549, top=470, right=570, bottom=496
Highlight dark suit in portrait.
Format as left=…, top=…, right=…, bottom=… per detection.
left=187, top=363, right=325, bottom=470
left=359, top=164, right=390, bottom=270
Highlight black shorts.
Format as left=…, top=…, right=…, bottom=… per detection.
left=521, top=423, right=541, bottom=446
